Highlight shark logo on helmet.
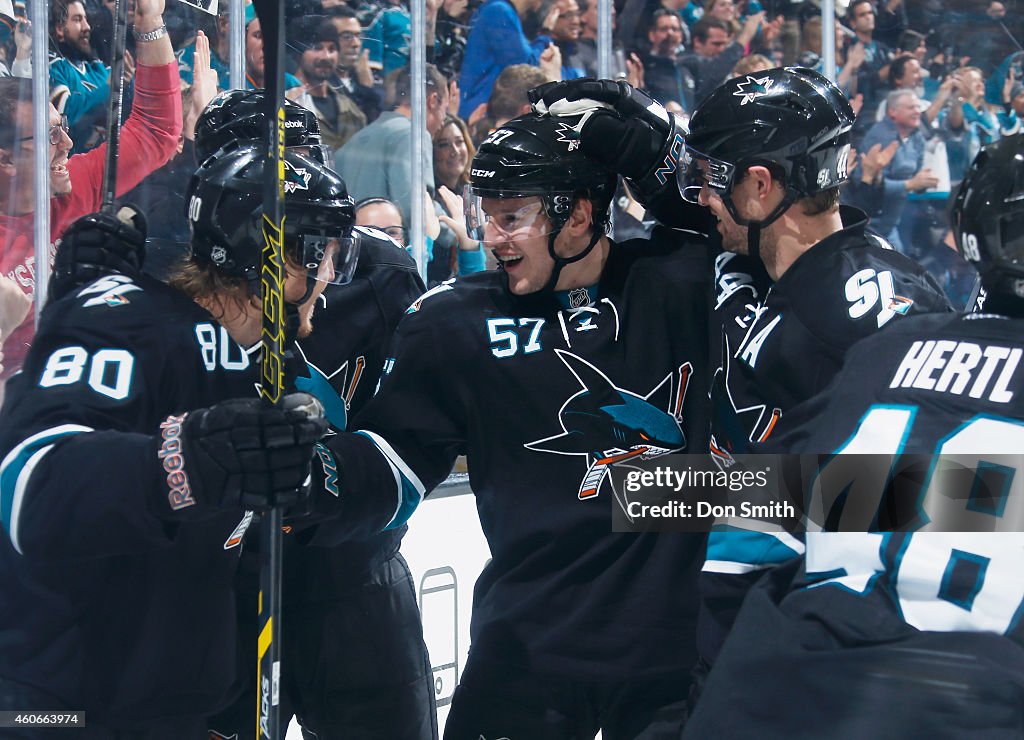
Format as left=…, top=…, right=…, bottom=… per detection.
left=284, top=160, right=312, bottom=194
left=732, top=75, right=774, bottom=106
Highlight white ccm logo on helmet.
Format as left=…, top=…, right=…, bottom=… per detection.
left=471, top=169, right=496, bottom=178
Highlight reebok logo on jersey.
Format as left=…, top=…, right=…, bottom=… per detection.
left=158, top=414, right=196, bottom=511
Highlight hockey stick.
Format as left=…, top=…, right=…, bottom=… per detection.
left=99, top=0, right=130, bottom=211
left=251, top=0, right=287, bottom=735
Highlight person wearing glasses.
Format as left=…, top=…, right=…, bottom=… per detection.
left=289, top=16, right=368, bottom=152
left=355, top=194, right=485, bottom=287
left=325, top=4, right=383, bottom=124
left=549, top=0, right=587, bottom=80
left=355, top=196, right=410, bottom=246
left=0, top=0, right=180, bottom=394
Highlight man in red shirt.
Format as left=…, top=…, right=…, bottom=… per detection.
left=0, top=0, right=181, bottom=387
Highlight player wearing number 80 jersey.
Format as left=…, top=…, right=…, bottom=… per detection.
left=0, top=144, right=357, bottom=734
left=683, top=133, right=1024, bottom=738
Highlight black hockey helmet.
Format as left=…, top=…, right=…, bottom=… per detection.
left=194, top=89, right=330, bottom=165
left=466, top=113, right=617, bottom=294
left=678, top=67, right=854, bottom=234
left=185, top=141, right=359, bottom=290
left=467, top=112, right=617, bottom=239
left=953, top=132, right=1024, bottom=314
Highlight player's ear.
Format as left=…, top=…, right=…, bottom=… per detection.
left=566, top=196, right=593, bottom=236
left=746, top=165, right=776, bottom=201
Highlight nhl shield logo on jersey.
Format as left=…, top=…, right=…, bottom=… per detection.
left=525, top=350, right=692, bottom=519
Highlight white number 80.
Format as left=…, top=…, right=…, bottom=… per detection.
left=39, top=346, right=134, bottom=400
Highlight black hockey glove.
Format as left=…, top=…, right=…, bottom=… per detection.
left=530, top=78, right=676, bottom=180
left=152, top=393, right=329, bottom=520
left=50, top=206, right=147, bottom=301
left=530, top=79, right=713, bottom=233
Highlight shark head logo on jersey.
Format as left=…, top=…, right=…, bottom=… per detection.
left=525, top=350, right=692, bottom=520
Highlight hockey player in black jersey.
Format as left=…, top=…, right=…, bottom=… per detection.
left=680, top=67, right=955, bottom=676
left=684, top=132, right=1024, bottom=740
left=297, top=111, right=714, bottom=739
left=531, top=71, right=956, bottom=679
left=0, top=143, right=362, bottom=734
left=190, top=90, right=437, bottom=740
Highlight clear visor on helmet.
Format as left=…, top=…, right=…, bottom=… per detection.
left=300, top=230, right=361, bottom=285
left=676, top=145, right=736, bottom=204
left=284, top=143, right=331, bottom=166
left=463, top=186, right=563, bottom=246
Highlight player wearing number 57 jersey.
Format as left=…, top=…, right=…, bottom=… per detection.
left=685, top=133, right=1024, bottom=739
left=0, top=144, right=358, bottom=734
left=304, top=113, right=714, bottom=739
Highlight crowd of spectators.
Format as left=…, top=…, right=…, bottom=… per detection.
left=2, top=0, right=1024, bottom=381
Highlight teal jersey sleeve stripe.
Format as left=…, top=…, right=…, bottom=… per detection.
left=355, top=430, right=426, bottom=530
left=703, top=528, right=805, bottom=574
left=0, top=424, right=93, bottom=554
left=383, top=476, right=424, bottom=531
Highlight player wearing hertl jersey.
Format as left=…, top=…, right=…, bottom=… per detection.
left=305, top=112, right=714, bottom=739
left=674, top=67, right=955, bottom=674
left=685, top=132, right=1024, bottom=740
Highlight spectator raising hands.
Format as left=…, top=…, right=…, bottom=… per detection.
left=436, top=184, right=479, bottom=252
left=0, top=274, right=31, bottom=402
left=183, top=31, right=219, bottom=141
left=540, top=43, right=563, bottom=81
left=0, top=274, right=30, bottom=347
